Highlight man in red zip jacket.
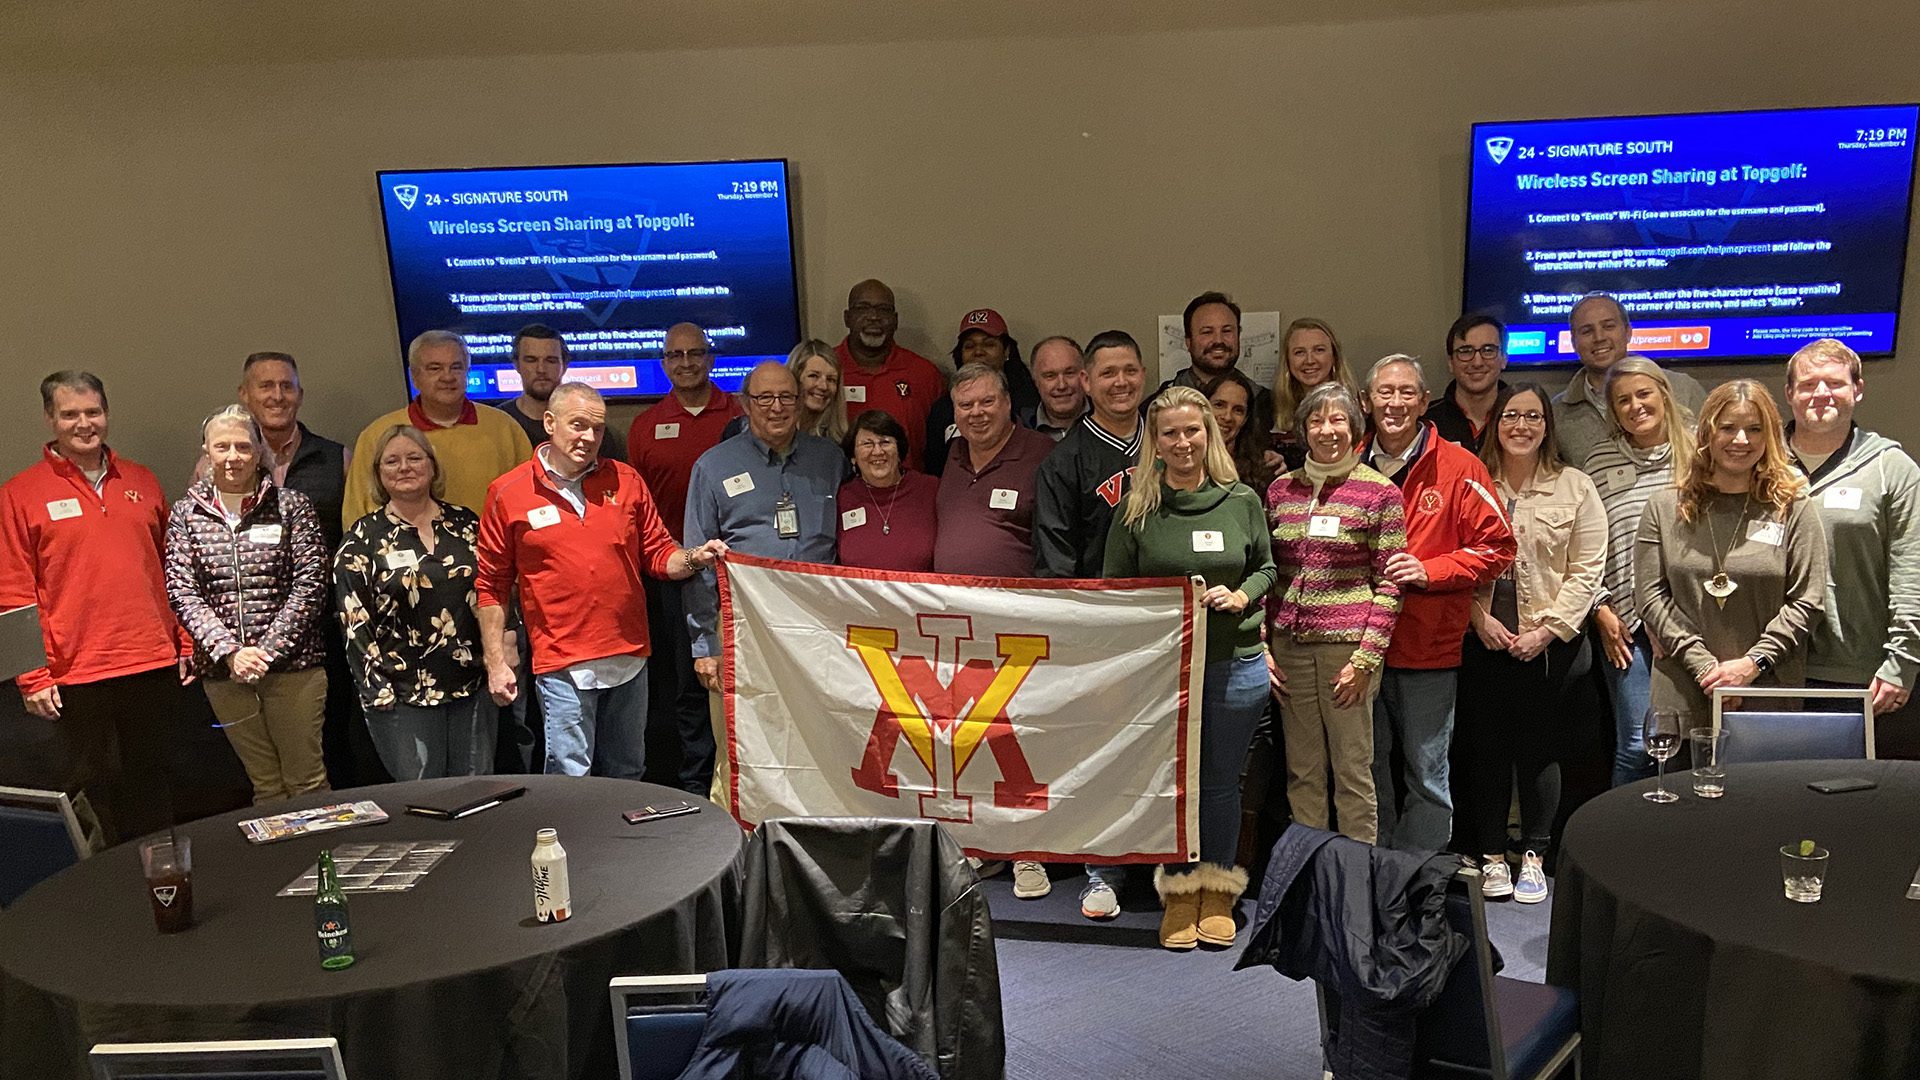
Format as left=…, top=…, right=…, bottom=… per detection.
left=475, top=382, right=727, bottom=779
left=1358, top=356, right=1515, bottom=852
left=0, top=371, right=195, bottom=845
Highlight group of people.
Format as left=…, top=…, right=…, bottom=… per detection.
left=5, top=280, right=1915, bottom=955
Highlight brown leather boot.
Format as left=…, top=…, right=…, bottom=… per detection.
left=1154, top=866, right=1204, bottom=950
left=1194, top=864, right=1250, bottom=947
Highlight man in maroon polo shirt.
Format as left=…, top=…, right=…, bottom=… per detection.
left=626, top=322, right=746, bottom=793
left=836, top=279, right=947, bottom=465
left=932, top=364, right=1055, bottom=576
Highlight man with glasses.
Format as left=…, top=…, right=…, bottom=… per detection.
left=835, top=279, right=946, bottom=464
left=493, top=323, right=627, bottom=463
left=683, top=361, right=848, bottom=803
left=1551, top=293, right=1706, bottom=466
left=627, top=323, right=746, bottom=792
left=1429, top=315, right=1511, bottom=453
left=1359, top=355, right=1515, bottom=851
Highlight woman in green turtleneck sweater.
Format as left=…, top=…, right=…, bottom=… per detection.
left=1103, top=386, right=1277, bottom=951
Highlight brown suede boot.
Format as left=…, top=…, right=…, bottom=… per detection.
left=1194, top=864, right=1250, bottom=947
left=1154, top=866, right=1204, bottom=950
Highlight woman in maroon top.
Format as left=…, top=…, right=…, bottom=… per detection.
left=836, top=410, right=938, bottom=571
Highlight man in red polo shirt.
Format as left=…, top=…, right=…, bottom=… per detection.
left=477, top=382, right=726, bottom=779
left=1, top=371, right=194, bottom=845
left=836, top=279, right=947, bottom=463
left=627, top=322, right=746, bottom=793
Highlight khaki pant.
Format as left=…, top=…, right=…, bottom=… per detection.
left=707, top=689, right=732, bottom=812
left=1271, top=634, right=1380, bottom=844
left=203, top=667, right=331, bottom=804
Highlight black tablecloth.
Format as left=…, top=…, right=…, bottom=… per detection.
left=0, top=776, right=743, bottom=1080
left=1548, top=760, right=1920, bottom=1079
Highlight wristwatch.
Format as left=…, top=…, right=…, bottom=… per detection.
left=1746, top=652, right=1773, bottom=675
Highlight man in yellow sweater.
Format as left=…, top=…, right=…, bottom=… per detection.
left=343, top=330, right=533, bottom=529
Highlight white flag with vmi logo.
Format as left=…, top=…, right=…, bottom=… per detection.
left=717, top=554, right=1204, bottom=864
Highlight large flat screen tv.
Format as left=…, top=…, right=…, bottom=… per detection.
left=1464, top=104, right=1919, bottom=364
left=376, top=159, right=800, bottom=400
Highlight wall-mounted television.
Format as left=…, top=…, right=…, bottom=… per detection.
left=376, top=159, right=800, bottom=400
left=1464, top=104, right=1919, bottom=364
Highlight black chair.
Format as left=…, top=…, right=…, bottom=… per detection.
left=1318, top=866, right=1579, bottom=1079
left=608, top=973, right=708, bottom=1080
left=0, top=785, right=88, bottom=908
left=87, top=1037, right=345, bottom=1079
left=1712, top=686, right=1874, bottom=764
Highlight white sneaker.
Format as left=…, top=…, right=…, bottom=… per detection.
left=1012, top=860, right=1050, bottom=899
left=1514, top=851, right=1549, bottom=904
left=1079, top=880, right=1120, bottom=919
left=1481, top=857, right=1514, bottom=898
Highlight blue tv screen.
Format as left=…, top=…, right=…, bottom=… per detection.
left=1464, top=104, right=1919, bottom=364
left=376, top=159, right=801, bottom=400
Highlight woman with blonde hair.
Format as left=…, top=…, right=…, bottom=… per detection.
left=788, top=339, right=850, bottom=443
left=1104, top=386, right=1275, bottom=950
left=1583, top=356, right=1695, bottom=784
left=1636, top=379, right=1826, bottom=729
left=1270, top=318, right=1363, bottom=471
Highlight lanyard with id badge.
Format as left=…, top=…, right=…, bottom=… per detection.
left=775, top=493, right=800, bottom=539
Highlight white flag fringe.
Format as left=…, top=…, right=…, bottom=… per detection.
left=718, top=554, right=1204, bottom=863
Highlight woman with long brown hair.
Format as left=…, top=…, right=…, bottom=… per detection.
left=1636, top=379, right=1826, bottom=727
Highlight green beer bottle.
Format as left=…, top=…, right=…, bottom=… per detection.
left=314, top=849, right=355, bottom=970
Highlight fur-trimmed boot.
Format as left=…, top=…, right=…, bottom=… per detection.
left=1194, top=864, right=1250, bottom=947
left=1154, top=866, right=1205, bottom=950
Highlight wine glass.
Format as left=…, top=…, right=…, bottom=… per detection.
left=1644, top=709, right=1684, bottom=803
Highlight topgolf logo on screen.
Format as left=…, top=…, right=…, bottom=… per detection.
left=1484, top=137, right=1514, bottom=166
left=392, top=184, right=420, bottom=211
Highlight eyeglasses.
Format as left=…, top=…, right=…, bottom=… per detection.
left=1452, top=344, right=1504, bottom=360
left=746, top=392, right=799, bottom=407
left=1499, top=410, right=1546, bottom=426
left=662, top=348, right=711, bottom=363
left=849, top=303, right=897, bottom=317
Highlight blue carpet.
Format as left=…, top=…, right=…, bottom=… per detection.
left=992, top=868, right=1555, bottom=1079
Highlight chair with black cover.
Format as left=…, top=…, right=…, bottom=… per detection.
left=87, top=1036, right=346, bottom=1079
left=1317, top=865, right=1580, bottom=1079
left=1712, top=686, right=1874, bottom=764
left=609, top=973, right=708, bottom=1080
left=0, top=785, right=88, bottom=908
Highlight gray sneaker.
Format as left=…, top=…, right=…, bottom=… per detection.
left=1079, top=880, right=1120, bottom=919
left=1012, top=860, right=1050, bottom=899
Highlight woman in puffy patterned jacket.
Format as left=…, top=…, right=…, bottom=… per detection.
left=165, top=404, right=330, bottom=804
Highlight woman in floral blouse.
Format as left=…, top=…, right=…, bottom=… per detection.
left=335, top=425, right=490, bottom=779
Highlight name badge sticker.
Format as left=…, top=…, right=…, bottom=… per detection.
left=246, top=524, right=283, bottom=546
left=654, top=423, right=681, bottom=440
left=528, top=505, right=562, bottom=530
left=1824, top=487, right=1863, bottom=511
left=45, top=498, right=82, bottom=521
left=1309, top=514, right=1342, bottom=538
left=989, top=488, right=1019, bottom=510
left=722, top=472, right=756, bottom=498
left=841, top=506, right=868, bottom=530
left=385, top=549, right=420, bottom=571
left=844, top=385, right=868, bottom=403
left=1191, top=530, right=1225, bottom=552
left=1603, top=465, right=1635, bottom=494
left=1747, top=519, right=1785, bottom=547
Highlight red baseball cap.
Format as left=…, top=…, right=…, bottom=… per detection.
left=957, top=308, right=1008, bottom=339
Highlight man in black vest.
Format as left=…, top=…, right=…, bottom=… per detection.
left=236, top=352, right=381, bottom=783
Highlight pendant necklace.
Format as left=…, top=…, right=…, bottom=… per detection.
left=863, top=476, right=901, bottom=535
left=1701, top=491, right=1751, bottom=609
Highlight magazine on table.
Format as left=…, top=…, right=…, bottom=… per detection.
left=238, top=800, right=390, bottom=844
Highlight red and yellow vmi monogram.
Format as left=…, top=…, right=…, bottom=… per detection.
left=846, top=615, right=1050, bottom=822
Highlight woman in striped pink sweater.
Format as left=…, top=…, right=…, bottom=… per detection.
left=1266, top=382, right=1408, bottom=843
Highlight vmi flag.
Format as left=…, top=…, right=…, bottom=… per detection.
left=718, top=554, right=1205, bottom=864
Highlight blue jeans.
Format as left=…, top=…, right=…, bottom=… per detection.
left=535, top=668, right=650, bottom=779
left=1190, top=654, right=1270, bottom=868
left=1372, top=667, right=1457, bottom=852
left=366, top=694, right=494, bottom=781
left=1604, top=628, right=1657, bottom=786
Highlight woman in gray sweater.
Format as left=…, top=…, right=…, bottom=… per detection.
left=1635, top=380, right=1826, bottom=729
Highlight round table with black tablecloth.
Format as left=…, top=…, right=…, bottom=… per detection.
left=1547, top=759, right=1920, bottom=1080
left=0, top=776, right=743, bottom=1080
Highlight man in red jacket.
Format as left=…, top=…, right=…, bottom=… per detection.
left=0, top=371, right=194, bottom=845
left=1359, top=355, right=1515, bottom=852
left=476, top=382, right=727, bottom=779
